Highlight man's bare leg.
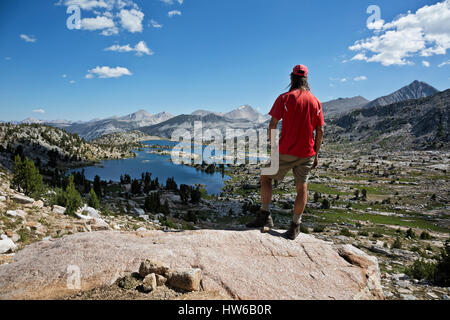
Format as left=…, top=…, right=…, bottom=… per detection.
left=260, top=175, right=273, bottom=211
left=293, top=183, right=308, bottom=224
left=246, top=175, right=274, bottom=228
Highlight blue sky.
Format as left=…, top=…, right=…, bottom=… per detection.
left=0, top=0, right=449, bottom=122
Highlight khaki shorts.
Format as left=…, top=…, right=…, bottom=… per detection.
left=263, top=154, right=315, bottom=184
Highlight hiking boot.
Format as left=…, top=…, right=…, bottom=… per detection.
left=246, top=210, right=274, bottom=229
left=285, top=222, right=301, bottom=240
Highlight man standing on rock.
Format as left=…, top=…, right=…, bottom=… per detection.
left=247, top=65, right=325, bottom=240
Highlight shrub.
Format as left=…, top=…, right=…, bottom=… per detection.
left=321, top=198, right=330, bottom=210
left=313, top=225, right=326, bottom=233
left=361, top=189, right=367, bottom=200
left=358, top=231, right=369, bottom=237
left=392, top=237, right=403, bottom=249
left=434, top=241, right=450, bottom=287
left=300, top=225, right=309, bottom=234
left=405, top=259, right=436, bottom=282
left=373, top=232, right=383, bottom=238
left=420, top=231, right=432, bottom=240
left=313, top=192, right=320, bottom=203
left=406, top=228, right=416, bottom=239
left=340, top=228, right=353, bottom=237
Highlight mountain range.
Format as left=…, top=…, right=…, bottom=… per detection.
left=14, top=80, right=442, bottom=143
left=323, top=80, right=439, bottom=118
left=330, top=88, right=449, bottom=150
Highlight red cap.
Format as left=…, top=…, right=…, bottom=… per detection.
left=293, top=65, right=308, bottom=77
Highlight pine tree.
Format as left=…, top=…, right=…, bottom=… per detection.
left=179, top=184, right=190, bottom=204
left=12, top=155, right=44, bottom=199
left=65, top=175, right=82, bottom=216
left=93, top=175, right=102, bottom=198
left=88, top=188, right=100, bottom=209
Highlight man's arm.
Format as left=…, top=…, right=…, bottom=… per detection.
left=268, top=117, right=279, bottom=146
left=313, top=126, right=324, bottom=169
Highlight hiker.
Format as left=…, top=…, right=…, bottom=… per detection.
left=247, top=65, right=325, bottom=240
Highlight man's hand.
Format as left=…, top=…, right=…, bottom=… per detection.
left=313, top=155, right=319, bottom=169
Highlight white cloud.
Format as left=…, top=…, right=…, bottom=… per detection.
left=150, top=19, right=163, bottom=28
left=5, top=57, right=12, bottom=61
left=354, top=76, right=368, bottom=81
left=329, top=77, right=348, bottom=83
left=367, top=19, right=385, bottom=31
left=58, top=0, right=143, bottom=35
left=160, top=0, right=184, bottom=4
left=70, top=80, right=76, bottom=84
left=80, top=15, right=115, bottom=30
left=422, top=61, right=430, bottom=67
left=119, top=9, right=144, bottom=33
left=349, top=0, right=450, bottom=66
left=168, top=10, right=182, bottom=18
left=86, top=66, right=132, bottom=78
left=62, top=74, right=67, bottom=78
left=105, top=41, right=153, bottom=56
left=56, top=0, right=109, bottom=11
left=438, top=59, right=450, bottom=67
left=20, top=34, right=37, bottom=43
left=32, top=109, right=46, bottom=114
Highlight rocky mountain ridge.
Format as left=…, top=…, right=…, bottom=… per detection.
left=329, top=89, right=449, bottom=150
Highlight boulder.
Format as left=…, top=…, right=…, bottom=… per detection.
left=0, top=196, right=6, bottom=202
left=142, top=273, right=157, bottom=293
left=11, top=194, right=34, bottom=204
left=82, top=207, right=101, bottom=219
left=335, top=244, right=383, bottom=299
left=0, top=230, right=384, bottom=300
left=156, top=274, right=167, bottom=287
left=89, top=218, right=110, bottom=231
left=168, top=268, right=202, bottom=292
left=0, top=235, right=17, bottom=254
left=6, top=210, right=18, bottom=217
left=52, top=206, right=66, bottom=215
left=139, top=260, right=170, bottom=278
left=133, top=208, right=145, bottom=216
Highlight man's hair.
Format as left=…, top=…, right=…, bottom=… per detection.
left=289, top=73, right=310, bottom=92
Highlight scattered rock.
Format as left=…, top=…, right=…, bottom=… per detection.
left=90, top=218, right=110, bottom=231
left=75, top=213, right=92, bottom=220
left=6, top=210, right=18, bottom=217
left=139, top=260, right=170, bottom=278
left=117, top=274, right=140, bottom=290
left=168, top=268, right=202, bottom=292
left=52, top=205, right=66, bottom=215
left=133, top=208, right=145, bottom=216
left=82, top=207, right=101, bottom=219
left=0, top=196, right=6, bottom=202
left=11, top=194, right=34, bottom=204
left=442, top=295, right=450, bottom=300
left=156, top=274, right=167, bottom=287
left=142, top=273, right=157, bottom=293
left=32, top=200, right=44, bottom=208
left=401, top=294, right=417, bottom=300
left=0, top=235, right=17, bottom=254
left=425, top=292, right=438, bottom=299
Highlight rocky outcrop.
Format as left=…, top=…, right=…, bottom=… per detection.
left=0, top=230, right=383, bottom=300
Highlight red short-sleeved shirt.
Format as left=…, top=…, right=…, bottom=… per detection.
left=269, top=90, right=325, bottom=158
